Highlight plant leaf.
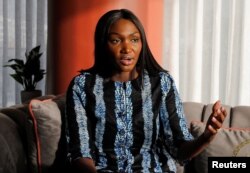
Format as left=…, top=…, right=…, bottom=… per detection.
left=4, top=45, right=45, bottom=91
left=10, top=74, right=23, bottom=85
left=32, top=45, right=41, bottom=53
left=3, top=64, right=23, bottom=72
left=6, top=59, right=24, bottom=66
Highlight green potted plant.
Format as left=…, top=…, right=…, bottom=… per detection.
left=3, top=45, right=46, bottom=103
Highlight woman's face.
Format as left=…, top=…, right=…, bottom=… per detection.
left=107, top=18, right=142, bottom=74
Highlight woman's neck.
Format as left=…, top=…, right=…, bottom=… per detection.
left=111, top=69, right=138, bottom=82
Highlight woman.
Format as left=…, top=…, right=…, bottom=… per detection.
left=66, top=9, right=227, bottom=173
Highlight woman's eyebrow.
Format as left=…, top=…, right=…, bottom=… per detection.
left=108, top=31, right=140, bottom=36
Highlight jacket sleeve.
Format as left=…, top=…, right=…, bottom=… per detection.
left=66, top=75, right=94, bottom=162
left=159, top=73, right=193, bottom=159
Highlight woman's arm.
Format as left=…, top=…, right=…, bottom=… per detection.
left=177, top=100, right=227, bottom=161
left=161, top=73, right=227, bottom=162
left=66, top=75, right=97, bottom=172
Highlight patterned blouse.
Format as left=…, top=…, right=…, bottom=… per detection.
left=66, top=71, right=193, bottom=173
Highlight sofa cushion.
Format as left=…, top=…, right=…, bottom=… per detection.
left=28, top=99, right=62, bottom=173
left=0, top=113, right=27, bottom=173
left=0, top=135, right=14, bottom=173
left=183, top=102, right=205, bottom=125
left=190, top=121, right=250, bottom=173
left=49, top=94, right=70, bottom=172
left=231, top=106, right=250, bottom=128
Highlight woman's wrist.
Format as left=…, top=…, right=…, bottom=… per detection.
left=200, top=131, right=215, bottom=144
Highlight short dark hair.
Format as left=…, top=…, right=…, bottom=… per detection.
left=86, top=9, right=166, bottom=80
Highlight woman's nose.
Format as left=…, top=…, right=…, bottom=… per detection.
left=121, top=41, right=132, bottom=53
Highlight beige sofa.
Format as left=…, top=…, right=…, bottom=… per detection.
left=179, top=102, right=250, bottom=173
left=0, top=94, right=249, bottom=173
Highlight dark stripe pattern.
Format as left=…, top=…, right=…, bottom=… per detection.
left=66, top=71, right=193, bottom=173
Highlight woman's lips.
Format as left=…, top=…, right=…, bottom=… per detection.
left=120, top=57, right=133, bottom=66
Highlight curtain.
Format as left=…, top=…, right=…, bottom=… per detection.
left=163, top=0, right=250, bottom=106
left=1, top=0, right=249, bottom=107
left=0, top=0, right=47, bottom=107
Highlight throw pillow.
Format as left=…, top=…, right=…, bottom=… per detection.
left=190, top=121, right=250, bottom=173
left=27, top=99, right=62, bottom=173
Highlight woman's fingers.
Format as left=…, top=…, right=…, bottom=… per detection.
left=220, top=107, right=227, bottom=120
left=207, top=125, right=218, bottom=135
left=211, top=104, right=227, bottom=128
left=212, top=100, right=221, bottom=112
left=214, top=106, right=227, bottom=124
left=205, top=101, right=227, bottom=138
left=212, top=116, right=222, bottom=128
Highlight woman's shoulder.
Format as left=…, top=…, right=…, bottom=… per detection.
left=151, top=71, right=173, bottom=81
left=71, top=71, right=96, bottom=84
left=157, top=71, right=176, bottom=87
left=153, top=72, right=175, bottom=94
left=144, top=70, right=173, bottom=82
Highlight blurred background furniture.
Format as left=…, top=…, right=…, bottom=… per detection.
left=0, top=95, right=249, bottom=173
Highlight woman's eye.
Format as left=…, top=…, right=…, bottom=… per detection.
left=131, top=38, right=140, bottom=43
left=110, top=39, right=120, bottom=44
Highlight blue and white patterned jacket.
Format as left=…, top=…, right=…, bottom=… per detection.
left=66, top=71, right=193, bottom=173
